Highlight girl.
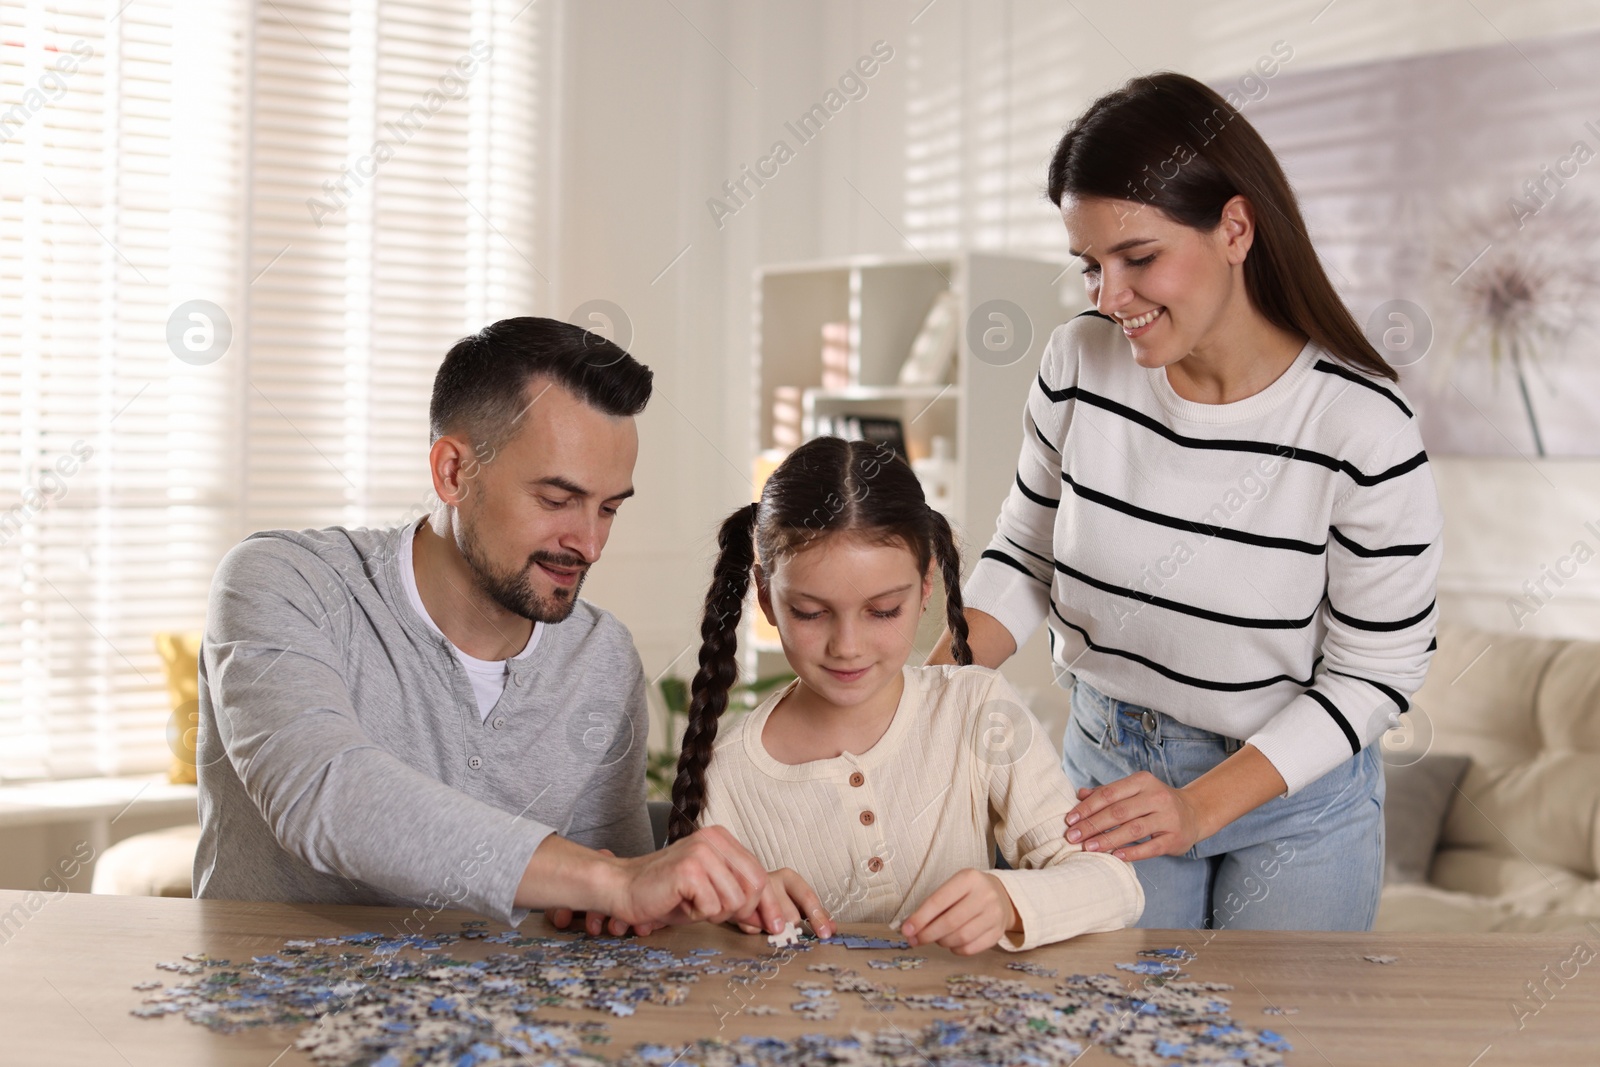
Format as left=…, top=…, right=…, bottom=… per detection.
left=668, top=436, right=1143, bottom=955
left=930, top=72, right=1441, bottom=931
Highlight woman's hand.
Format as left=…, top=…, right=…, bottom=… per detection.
left=1065, top=747, right=1289, bottom=861
left=732, top=868, right=836, bottom=940
left=899, top=869, right=1017, bottom=955
left=1064, top=771, right=1205, bottom=861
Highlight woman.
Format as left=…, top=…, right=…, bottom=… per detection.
left=929, top=72, right=1442, bottom=930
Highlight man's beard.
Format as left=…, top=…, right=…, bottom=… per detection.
left=459, top=516, right=589, bottom=624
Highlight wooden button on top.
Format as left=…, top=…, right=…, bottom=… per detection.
left=866, top=856, right=884, bottom=872
left=848, top=771, right=865, bottom=787
left=859, top=810, right=875, bottom=826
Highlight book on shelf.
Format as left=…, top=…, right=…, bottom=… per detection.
left=812, top=414, right=907, bottom=463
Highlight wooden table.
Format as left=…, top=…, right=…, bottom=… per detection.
left=1, top=890, right=1595, bottom=1065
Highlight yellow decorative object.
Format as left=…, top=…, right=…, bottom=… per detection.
left=752, top=451, right=786, bottom=650
left=153, top=631, right=204, bottom=785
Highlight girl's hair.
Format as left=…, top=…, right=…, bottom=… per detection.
left=1047, top=71, right=1398, bottom=382
left=667, top=437, right=971, bottom=843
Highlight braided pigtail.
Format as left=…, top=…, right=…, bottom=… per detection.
left=668, top=502, right=760, bottom=842
left=928, top=510, right=972, bottom=667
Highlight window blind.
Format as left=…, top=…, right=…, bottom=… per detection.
left=245, top=0, right=544, bottom=533
left=0, top=0, right=544, bottom=781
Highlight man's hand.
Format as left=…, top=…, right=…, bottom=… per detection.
left=731, top=868, right=836, bottom=940
left=899, top=869, right=1017, bottom=955
left=547, top=850, right=649, bottom=937
left=520, top=827, right=771, bottom=934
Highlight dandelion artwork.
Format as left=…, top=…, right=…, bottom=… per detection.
left=1233, top=26, right=1600, bottom=456
left=1427, top=194, right=1600, bottom=456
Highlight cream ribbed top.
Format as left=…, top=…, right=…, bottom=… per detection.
left=699, top=664, right=1144, bottom=951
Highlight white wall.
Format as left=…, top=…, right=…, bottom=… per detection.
left=559, top=0, right=1600, bottom=725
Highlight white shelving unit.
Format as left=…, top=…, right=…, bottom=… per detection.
left=747, top=252, right=1088, bottom=700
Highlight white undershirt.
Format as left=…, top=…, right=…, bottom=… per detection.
left=398, top=519, right=541, bottom=722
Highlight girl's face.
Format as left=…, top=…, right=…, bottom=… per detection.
left=757, top=532, right=932, bottom=710
left=1060, top=193, right=1253, bottom=370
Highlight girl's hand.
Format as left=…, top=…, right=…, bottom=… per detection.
left=1065, top=771, right=1205, bottom=861
left=899, top=869, right=1017, bottom=955
left=733, top=868, right=836, bottom=940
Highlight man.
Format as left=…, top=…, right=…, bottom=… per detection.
left=194, top=317, right=774, bottom=934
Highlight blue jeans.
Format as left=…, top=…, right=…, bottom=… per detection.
left=1061, top=679, right=1385, bottom=931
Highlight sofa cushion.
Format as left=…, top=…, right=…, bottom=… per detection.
left=1538, top=637, right=1600, bottom=752
left=1383, top=753, right=1470, bottom=884
left=1412, top=621, right=1569, bottom=768
left=90, top=823, right=200, bottom=897
left=1427, top=847, right=1600, bottom=917
left=1377, top=882, right=1600, bottom=933
left=1441, top=752, right=1600, bottom=880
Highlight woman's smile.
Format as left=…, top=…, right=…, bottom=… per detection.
left=1116, top=306, right=1166, bottom=336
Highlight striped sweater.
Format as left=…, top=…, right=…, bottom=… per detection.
left=964, top=311, right=1443, bottom=796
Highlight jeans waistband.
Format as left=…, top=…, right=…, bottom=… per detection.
left=1076, top=679, right=1244, bottom=753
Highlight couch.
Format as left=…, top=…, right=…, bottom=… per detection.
left=1375, top=620, right=1600, bottom=932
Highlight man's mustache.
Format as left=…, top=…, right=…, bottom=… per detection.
left=528, top=551, right=589, bottom=572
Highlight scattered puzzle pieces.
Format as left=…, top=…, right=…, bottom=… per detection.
left=867, top=955, right=926, bottom=971
left=1006, top=960, right=1059, bottom=978
left=129, top=919, right=1294, bottom=1067
left=817, top=935, right=911, bottom=950
left=1138, top=946, right=1198, bottom=963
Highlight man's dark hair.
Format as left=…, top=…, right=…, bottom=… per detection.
left=429, top=316, right=653, bottom=446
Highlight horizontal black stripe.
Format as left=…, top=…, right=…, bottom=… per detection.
left=1033, top=420, right=1060, bottom=453
left=1075, top=309, right=1117, bottom=324
left=1014, top=472, right=1058, bottom=509
left=1048, top=601, right=1322, bottom=691
left=1305, top=689, right=1361, bottom=755
left=981, top=549, right=1049, bottom=586
left=1427, top=637, right=1438, bottom=652
left=1056, top=560, right=1317, bottom=629
left=1033, top=377, right=1429, bottom=487
left=1313, top=360, right=1412, bottom=418
left=1329, top=526, right=1429, bottom=558
left=1062, top=471, right=1326, bottom=555
left=1328, top=667, right=1410, bottom=715
left=1003, top=535, right=1053, bottom=566
left=1328, top=598, right=1435, bottom=633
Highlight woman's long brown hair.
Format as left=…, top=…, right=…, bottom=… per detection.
left=666, top=437, right=972, bottom=843
left=1048, top=70, right=1398, bottom=382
